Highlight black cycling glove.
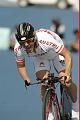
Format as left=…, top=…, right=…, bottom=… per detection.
left=24, top=80, right=31, bottom=87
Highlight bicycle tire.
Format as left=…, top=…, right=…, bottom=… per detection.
left=60, top=85, right=72, bottom=120
left=42, top=88, right=61, bottom=120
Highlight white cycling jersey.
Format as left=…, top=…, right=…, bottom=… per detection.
left=14, top=29, right=65, bottom=73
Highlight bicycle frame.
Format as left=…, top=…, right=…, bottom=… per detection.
left=43, top=76, right=63, bottom=120
left=28, top=73, right=71, bottom=120
left=48, top=79, right=71, bottom=120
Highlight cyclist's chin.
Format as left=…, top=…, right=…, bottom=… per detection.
left=26, top=48, right=34, bottom=53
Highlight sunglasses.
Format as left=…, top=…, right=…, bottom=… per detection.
left=26, top=38, right=34, bottom=44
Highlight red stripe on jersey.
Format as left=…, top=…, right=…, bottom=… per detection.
left=16, top=59, right=25, bottom=63
left=60, top=47, right=65, bottom=54
left=57, top=45, right=64, bottom=53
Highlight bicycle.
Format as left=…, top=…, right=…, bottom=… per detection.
left=26, top=73, right=72, bottom=120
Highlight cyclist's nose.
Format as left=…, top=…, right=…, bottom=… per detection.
left=24, top=42, right=29, bottom=47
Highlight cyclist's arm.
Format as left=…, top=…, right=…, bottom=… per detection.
left=60, top=47, right=72, bottom=76
left=51, top=33, right=72, bottom=75
left=14, top=42, right=30, bottom=82
left=16, top=60, right=31, bottom=83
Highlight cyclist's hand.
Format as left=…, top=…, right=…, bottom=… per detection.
left=59, top=72, right=72, bottom=87
left=24, top=80, right=31, bottom=87
left=59, top=72, right=66, bottom=85
left=65, top=75, right=72, bottom=87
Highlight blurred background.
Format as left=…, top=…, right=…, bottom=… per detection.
left=0, top=0, right=78, bottom=120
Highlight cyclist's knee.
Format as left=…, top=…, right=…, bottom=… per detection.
left=36, top=70, right=50, bottom=80
left=71, top=82, right=77, bottom=103
left=66, top=82, right=77, bottom=103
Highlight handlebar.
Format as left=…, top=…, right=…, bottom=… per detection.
left=24, top=72, right=67, bottom=89
left=29, top=76, right=67, bottom=86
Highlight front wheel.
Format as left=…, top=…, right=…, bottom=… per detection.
left=42, top=88, right=61, bottom=120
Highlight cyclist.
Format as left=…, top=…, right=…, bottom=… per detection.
left=14, top=22, right=77, bottom=119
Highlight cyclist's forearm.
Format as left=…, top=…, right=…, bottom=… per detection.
left=64, top=51, right=72, bottom=75
left=60, top=48, right=72, bottom=75
left=16, top=61, right=30, bottom=81
left=17, top=66, right=30, bottom=81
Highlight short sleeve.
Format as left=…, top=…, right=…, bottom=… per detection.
left=14, top=42, right=25, bottom=63
left=51, top=32, right=64, bottom=53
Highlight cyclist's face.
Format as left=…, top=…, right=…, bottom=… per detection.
left=22, top=38, right=35, bottom=53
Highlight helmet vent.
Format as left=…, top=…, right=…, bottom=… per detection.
left=20, top=24, right=24, bottom=36
left=27, top=25, right=30, bottom=32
